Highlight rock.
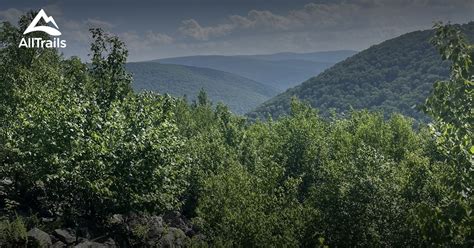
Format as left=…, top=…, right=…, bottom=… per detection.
left=52, top=241, right=66, bottom=248
left=0, top=178, right=12, bottom=185
left=163, top=211, right=195, bottom=237
left=155, top=228, right=188, bottom=248
left=53, top=229, right=76, bottom=245
left=101, top=238, right=117, bottom=247
left=184, top=227, right=195, bottom=237
left=74, top=241, right=106, bottom=248
left=126, top=214, right=164, bottom=240
left=163, top=211, right=187, bottom=230
left=77, top=237, right=88, bottom=244
left=109, top=214, right=124, bottom=225
left=41, top=217, right=54, bottom=223
left=148, top=216, right=165, bottom=239
left=76, top=227, right=91, bottom=240
left=27, top=228, right=52, bottom=248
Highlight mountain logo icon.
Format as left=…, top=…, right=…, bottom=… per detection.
left=24, top=9, right=61, bottom=36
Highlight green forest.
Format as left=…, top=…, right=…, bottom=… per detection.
left=249, top=22, right=474, bottom=122
left=0, top=13, right=473, bottom=248
left=126, top=62, right=278, bottom=114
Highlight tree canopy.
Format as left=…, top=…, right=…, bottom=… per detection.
left=0, top=16, right=472, bottom=247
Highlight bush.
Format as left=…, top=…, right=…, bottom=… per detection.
left=0, top=216, right=27, bottom=247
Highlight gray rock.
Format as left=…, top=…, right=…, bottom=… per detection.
left=148, top=216, right=165, bottom=239
left=76, top=227, right=91, bottom=240
left=74, top=241, right=106, bottom=248
left=163, top=212, right=187, bottom=230
left=109, top=214, right=124, bottom=225
left=27, top=228, right=52, bottom=248
left=0, top=178, right=12, bottom=185
left=51, top=241, right=66, bottom=248
left=101, top=238, right=117, bottom=248
left=53, top=229, right=75, bottom=245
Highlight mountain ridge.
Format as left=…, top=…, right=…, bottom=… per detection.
left=127, top=62, right=278, bottom=114
left=154, top=50, right=357, bottom=90
left=247, top=22, right=474, bottom=121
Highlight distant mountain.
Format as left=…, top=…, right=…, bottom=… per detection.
left=248, top=22, right=474, bottom=121
left=155, top=50, right=357, bottom=90
left=238, top=50, right=358, bottom=63
left=127, top=62, right=278, bottom=114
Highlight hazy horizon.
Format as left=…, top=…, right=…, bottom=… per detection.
left=1, top=0, right=472, bottom=61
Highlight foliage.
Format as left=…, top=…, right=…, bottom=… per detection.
left=0, top=15, right=472, bottom=247
left=249, top=22, right=474, bottom=121
left=0, top=216, right=27, bottom=246
left=0, top=24, right=189, bottom=223
left=416, top=22, right=474, bottom=246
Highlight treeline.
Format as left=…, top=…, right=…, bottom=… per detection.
left=0, top=14, right=473, bottom=247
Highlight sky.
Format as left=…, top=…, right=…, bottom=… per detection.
left=0, top=0, right=473, bottom=62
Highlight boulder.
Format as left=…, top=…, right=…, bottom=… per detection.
left=51, top=241, right=66, bottom=248
left=163, top=212, right=187, bottom=230
left=27, top=228, right=52, bottom=248
left=0, top=178, right=12, bottom=186
left=147, top=216, right=165, bottom=239
left=53, top=229, right=75, bottom=245
left=163, top=211, right=195, bottom=237
left=74, top=241, right=106, bottom=248
left=101, top=238, right=117, bottom=247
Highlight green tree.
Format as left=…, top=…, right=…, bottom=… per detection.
left=418, top=23, right=473, bottom=246
left=89, top=28, right=132, bottom=110
left=0, top=17, right=189, bottom=223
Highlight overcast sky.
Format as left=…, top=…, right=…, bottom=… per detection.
left=0, top=0, right=472, bottom=61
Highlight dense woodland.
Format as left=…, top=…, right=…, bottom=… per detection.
left=127, top=62, right=277, bottom=114
left=0, top=13, right=473, bottom=247
left=249, top=22, right=474, bottom=121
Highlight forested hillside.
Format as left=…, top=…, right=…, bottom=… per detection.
left=240, top=50, right=357, bottom=63
left=248, top=22, right=474, bottom=121
left=126, top=62, right=277, bottom=114
left=0, top=14, right=472, bottom=248
left=156, top=51, right=356, bottom=90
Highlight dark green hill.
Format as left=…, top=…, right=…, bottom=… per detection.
left=127, top=62, right=278, bottom=114
left=155, top=50, right=356, bottom=90
left=248, top=22, right=474, bottom=120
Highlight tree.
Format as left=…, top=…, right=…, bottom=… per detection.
left=89, top=28, right=132, bottom=110
left=419, top=22, right=473, bottom=246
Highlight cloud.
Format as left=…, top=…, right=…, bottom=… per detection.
left=177, top=2, right=362, bottom=41
left=179, top=19, right=233, bottom=40
left=146, top=31, right=174, bottom=45
left=1, top=0, right=472, bottom=61
left=177, top=0, right=473, bottom=42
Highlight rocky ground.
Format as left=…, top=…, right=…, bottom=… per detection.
left=22, top=212, right=204, bottom=247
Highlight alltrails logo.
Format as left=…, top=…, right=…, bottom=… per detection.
left=19, top=9, right=67, bottom=48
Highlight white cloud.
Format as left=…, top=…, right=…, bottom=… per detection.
left=179, top=19, right=233, bottom=40
left=146, top=31, right=174, bottom=45
left=177, top=0, right=473, bottom=42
